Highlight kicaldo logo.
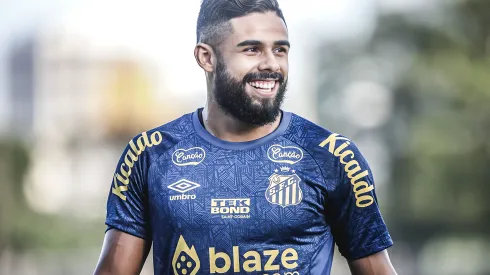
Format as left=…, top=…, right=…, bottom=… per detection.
left=112, top=131, right=162, bottom=201
left=319, top=133, right=374, bottom=208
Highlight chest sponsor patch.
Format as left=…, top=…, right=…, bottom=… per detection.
left=267, top=144, right=303, bottom=165
left=172, top=147, right=206, bottom=166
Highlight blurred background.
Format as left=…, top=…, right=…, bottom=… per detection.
left=1, top=0, right=489, bottom=274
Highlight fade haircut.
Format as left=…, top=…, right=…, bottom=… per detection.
left=196, top=0, right=287, bottom=48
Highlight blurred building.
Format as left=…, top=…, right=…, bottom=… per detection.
left=8, top=39, right=36, bottom=136
left=7, top=30, right=181, bottom=219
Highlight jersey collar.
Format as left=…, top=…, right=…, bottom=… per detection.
left=192, top=108, right=292, bottom=150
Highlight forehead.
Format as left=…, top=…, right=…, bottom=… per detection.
left=227, top=11, right=288, bottom=44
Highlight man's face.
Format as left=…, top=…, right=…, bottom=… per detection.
left=212, top=11, right=289, bottom=126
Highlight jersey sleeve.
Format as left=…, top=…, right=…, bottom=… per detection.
left=105, top=132, right=152, bottom=240
left=326, top=138, right=393, bottom=260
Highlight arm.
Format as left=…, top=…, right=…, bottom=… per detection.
left=318, top=133, right=396, bottom=273
left=94, top=229, right=151, bottom=275
left=95, top=132, right=157, bottom=274
left=348, top=249, right=397, bottom=275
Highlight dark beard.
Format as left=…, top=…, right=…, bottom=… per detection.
left=213, top=57, right=288, bottom=126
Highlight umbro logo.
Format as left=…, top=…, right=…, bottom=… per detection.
left=168, top=179, right=201, bottom=193
left=168, top=179, right=200, bottom=201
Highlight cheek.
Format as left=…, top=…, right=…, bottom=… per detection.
left=279, top=58, right=289, bottom=74
left=227, top=58, right=259, bottom=78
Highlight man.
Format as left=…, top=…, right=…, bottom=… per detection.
left=94, top=0, right=397, bottom=274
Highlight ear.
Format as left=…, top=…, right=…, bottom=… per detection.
left=194, top=43, right=215, bottom=73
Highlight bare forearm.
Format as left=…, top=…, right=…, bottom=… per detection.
left=348, top=250, right=397, bottom=275
left=94, top=229, right=150, bottom=275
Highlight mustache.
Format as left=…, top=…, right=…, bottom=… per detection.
left=242, top=72, right=284, bottom=84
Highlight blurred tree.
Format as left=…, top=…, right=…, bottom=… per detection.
left=316, top=0, right=490, bottom=252
left=375, top=0, right=490, bottom=242
left=0, top=139, right=31, bottom=252
left=0, top=140, right=104, bottom=257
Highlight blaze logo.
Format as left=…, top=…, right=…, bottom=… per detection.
left=209, top=247, right=298, bottom=273
left=266, top=167, right=303, bottom=207
left=319, top=133, right=374, bottom=207
left=172, top=236, right=200, bottom=275
left=171, top=236, right=299, bottom=274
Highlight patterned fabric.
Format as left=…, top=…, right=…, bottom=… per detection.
left=105, top=108, right=393, bottom=275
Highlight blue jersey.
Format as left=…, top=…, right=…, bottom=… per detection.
left=105, top=109, right=393, bottom=275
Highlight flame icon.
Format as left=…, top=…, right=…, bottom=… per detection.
left=172, top=235, right=200, bottom=275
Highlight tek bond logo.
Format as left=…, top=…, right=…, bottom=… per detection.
left=210, top=198, right=250, bottom=219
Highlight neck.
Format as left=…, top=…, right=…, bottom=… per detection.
left=202, top=101, right=282, bottom=143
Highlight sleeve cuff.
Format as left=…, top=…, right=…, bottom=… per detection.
left=105, top=221, right=149, bottom=240
left=345, top=237, right=394, bottom=261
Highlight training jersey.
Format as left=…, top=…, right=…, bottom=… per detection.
left=105, top=108, right=393, bottom=275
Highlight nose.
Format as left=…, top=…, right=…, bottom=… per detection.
left=258, top=51, right=280, bottom=72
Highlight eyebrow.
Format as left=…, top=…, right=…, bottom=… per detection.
left=236, top=40, right=291, bottom=48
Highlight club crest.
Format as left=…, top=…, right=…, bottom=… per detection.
left=265, top=167, right=303, bottom=207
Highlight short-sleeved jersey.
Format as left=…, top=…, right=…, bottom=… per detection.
left=105, top=108, right=393, bottom=275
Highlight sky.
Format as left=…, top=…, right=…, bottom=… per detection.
left=0, top=0, right=429, bottom=131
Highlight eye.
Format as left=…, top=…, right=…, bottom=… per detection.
left=244, top=47, right=259, bottom=53
left=274, top=47, right=288, bottom=54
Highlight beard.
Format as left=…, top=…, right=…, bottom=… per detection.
left=213, top=57, right=288, bottom=127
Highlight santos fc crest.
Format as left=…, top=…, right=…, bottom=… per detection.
left=265, top=167, right=303, bottom=207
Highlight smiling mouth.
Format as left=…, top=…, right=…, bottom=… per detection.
left=247, top=79, right=278, bottom=93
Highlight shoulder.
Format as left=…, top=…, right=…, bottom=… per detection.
left=146, top=111, right=195, bottom=141
left=124, top=111, right=196, bottom=160
left=283, top=112, right=349, bottom=154
left=283, top=112, right=367, bottom=176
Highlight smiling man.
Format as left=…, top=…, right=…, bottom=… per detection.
left=94, top=1, right=397, bottom=275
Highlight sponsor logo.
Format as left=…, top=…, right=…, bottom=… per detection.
left=211, top=198, right=250, bottom=219
left=171, top=236, right=299, bottom=274
left=172, top=147, right=206, bottom=166
left=267, top=144, right=303, bottom=165
left=168, top=179, right=200, bottom=201
left=173, top=235, right=200, bottom=275
left=266, top=167, right=303, bottom=207
left=209, top=247, right=298, bottom=274
left=319, top=133, right=374, bottom=208
left=112, top=131, right=163, bottom=201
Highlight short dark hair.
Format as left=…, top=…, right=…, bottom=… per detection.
left=196, top=0, right=287, bottom=47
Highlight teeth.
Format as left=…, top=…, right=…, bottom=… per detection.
left=249, top=81, right=275, bottom=89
